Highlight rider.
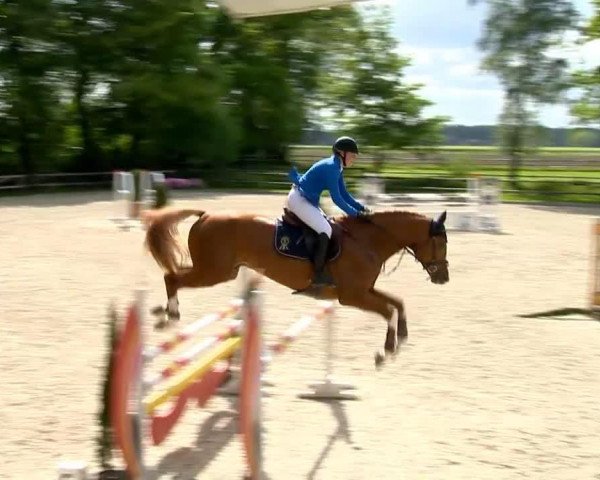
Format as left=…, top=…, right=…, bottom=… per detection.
left=287, top=136, right=369, bottom=289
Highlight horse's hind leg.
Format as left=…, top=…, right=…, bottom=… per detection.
left=153, top=267, right=208, bottom=329
left=153, top=267, right=194, bottom=329
left=156, top=263, right=238, bottom=329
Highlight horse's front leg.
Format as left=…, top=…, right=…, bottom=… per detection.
left=371, top=289, right=408, bottom=347
left=337, top=289, right=398, bottom=365
left=369, top=289, right=409, bottom=366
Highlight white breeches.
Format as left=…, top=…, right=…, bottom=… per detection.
left=286, top=187, right=332, bottom=238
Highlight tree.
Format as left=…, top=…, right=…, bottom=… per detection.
left=567, top=128, right=600, bottom=146
left=211, top=7, right=361, bottom=162
left=316, top=7, right=446, bottom=167
left=53, top=0, right=119, bottom=172
left=0, top=2, right=454, bottom=176
left=469, top=0, right=579, bottom=184
left=0, top=0, right=63, bottom=178
left=98, top=0, right=237, bottom=170
left=570, top=0, right=600, bottom=128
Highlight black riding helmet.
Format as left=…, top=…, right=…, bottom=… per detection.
left=332, top=136, right=359, bottom=155
left=333, top=136, right=359, bottom=166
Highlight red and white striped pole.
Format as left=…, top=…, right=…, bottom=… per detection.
left=239, top=277, right=264, bottom=480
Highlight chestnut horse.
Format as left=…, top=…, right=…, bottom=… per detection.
left=143, top=207, right=449, bottom=363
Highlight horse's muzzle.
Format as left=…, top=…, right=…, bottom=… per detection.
left=427, top=262, right=449, bottom=284
left=432, top=271, right=449, bottom=284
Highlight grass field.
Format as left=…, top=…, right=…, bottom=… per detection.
left=2, top=145, right=598, bottom=204
left=199, top=144, right=600, bottom=204
left=376, top=166, right=600, bottom=179
left=288, top=145, right=600, bottom=168
left=290, top=145, right=600, bottom=154
left=283, top=144, right=600, bottom=203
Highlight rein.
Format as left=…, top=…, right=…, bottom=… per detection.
left=381, top=248, right=406, bottom=276
left=356, top=214, right=413, bottom=276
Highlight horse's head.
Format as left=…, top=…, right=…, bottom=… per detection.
left=410, top=211, right=449, bottom=284
left=341, top=209, right=449, bottom=284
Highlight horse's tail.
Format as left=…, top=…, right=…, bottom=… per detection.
left=143, top=208, right=205, bottom=274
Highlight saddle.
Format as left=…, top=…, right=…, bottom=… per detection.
left=274, top=208, right=342, bottom=261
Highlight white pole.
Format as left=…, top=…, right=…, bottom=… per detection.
left=298, top=302, right=358, bottom=400
left=324, top=305, right=333, bottom=380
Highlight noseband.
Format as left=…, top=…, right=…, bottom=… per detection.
left=406, top=237, right=449, bottom=276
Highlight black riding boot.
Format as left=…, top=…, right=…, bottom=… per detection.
left=311, top=233, right=334, bottom=287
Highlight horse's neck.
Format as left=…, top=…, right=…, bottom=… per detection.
left=345, top=211, right=429, bottom=262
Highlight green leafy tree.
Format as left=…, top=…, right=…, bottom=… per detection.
left=469, top=0, right=579, bottom=184
left=101, top=0, right=237, bottom=169
left=567, top=128, right=600, bottom=146
left=53, top=0, right=119, bottom=171
left=317, top=7, right=446, bottom=167
left=211, top=7, right=360, bottom=162
left=0, top=0, right=63, bottom=178
left=570, top=0, right=600, bottom=127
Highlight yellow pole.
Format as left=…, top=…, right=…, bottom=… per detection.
left=144, top=336, right=242, bottom=414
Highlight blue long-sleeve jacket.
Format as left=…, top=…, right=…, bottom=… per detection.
left=288, top=155, right=365, bottom=217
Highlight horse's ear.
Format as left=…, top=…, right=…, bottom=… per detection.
left=438, top=211, right=447, bottom=225
left=430, top=211, right=447, bottom=236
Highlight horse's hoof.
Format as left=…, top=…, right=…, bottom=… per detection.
left=384, top=331, right=398, bottom=356
left=152, top=305, right=168, bottom=330
left=374, top=351, right=385, bottom=368
left=154, top=319, right=167, bottom=330
left=374, top=349, right=399, bottom=368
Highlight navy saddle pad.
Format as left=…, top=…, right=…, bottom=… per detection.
left=274, top=220, right=340, bottom=261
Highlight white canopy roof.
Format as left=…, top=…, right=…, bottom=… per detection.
left=218, top=0, right=356, bottom=18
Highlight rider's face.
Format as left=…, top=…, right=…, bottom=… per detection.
left=344, top=152, right=357, bottom=167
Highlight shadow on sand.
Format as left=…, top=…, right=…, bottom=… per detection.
left=306, top=399, right=360, bottom=480
left=518, top=307, right=599, bottom=322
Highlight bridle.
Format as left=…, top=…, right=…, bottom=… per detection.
left=405, top=234, right=449, bottom=277
left=360, top=214, right=448, bottom=277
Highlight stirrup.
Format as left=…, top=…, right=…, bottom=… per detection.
left=311, top=270, right=334, bottom=287
left=292, top=272, right=334, bottom=296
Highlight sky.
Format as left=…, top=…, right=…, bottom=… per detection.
left=359, top=0, right=598, bottom=127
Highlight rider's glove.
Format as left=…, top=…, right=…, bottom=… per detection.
left=356, top=209, right=371, bottom=220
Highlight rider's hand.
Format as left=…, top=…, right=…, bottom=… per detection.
left=356, top=209, right=371, bottom=221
